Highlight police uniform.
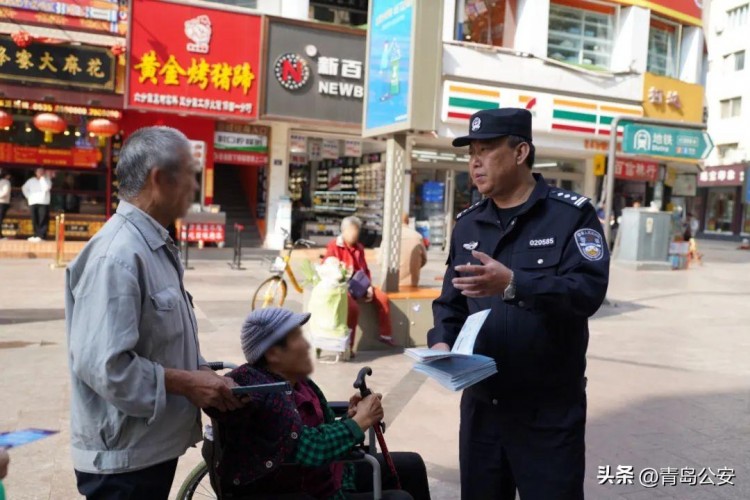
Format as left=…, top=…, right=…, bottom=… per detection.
left=428, top=108, right=610, bottom=500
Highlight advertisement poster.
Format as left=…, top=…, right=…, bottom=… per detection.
left=127, top=0, right=262, bottom=119
left=364, top=0, right=413, bottom=133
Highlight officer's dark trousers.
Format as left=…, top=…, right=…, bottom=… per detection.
left=460, top=393, right=586, bottom=500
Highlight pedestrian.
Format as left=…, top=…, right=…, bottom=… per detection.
left=0, top=170, right=10, bottom=240
left=326, top=216, right=396, bottom=352
left=399, top=213, right=428, bottom=287
left=65, top=126, right=243, bottom=500
left=21, top=168, right=52, bottom=242
left=428, top=108, right=610, bottom=500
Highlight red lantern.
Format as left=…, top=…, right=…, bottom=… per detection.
left=0, top=111, right=12, bottom=130
left=87, top=118, right=119, bottom=147
left=12, top=30, right=32, bottom=48
left=111, top=43, right=126, bottom=66
left=33, top=113, right=67, bottom=143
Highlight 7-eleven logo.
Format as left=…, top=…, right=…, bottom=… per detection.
left=520, top=95, right=537, bottom=111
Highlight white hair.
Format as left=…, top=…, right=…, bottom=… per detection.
left=341, top=216, right=362, bottom=232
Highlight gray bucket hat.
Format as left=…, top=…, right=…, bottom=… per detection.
left=240, top=307, right=311, bottom=365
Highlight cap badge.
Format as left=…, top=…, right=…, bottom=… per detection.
left=471, top=117, right=481, bottom=132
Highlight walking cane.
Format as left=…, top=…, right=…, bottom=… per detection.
left=354, top=367, right=402, bottom=490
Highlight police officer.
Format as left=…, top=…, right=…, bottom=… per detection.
left=428, top=108, right=609, bottom=500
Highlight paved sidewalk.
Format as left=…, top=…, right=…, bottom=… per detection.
left=1, top=241, right=749, bottom=499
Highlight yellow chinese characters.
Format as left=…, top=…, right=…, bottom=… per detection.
left=63, top=54, right=82, bottom=75
left=135, top=51, right=255, bottom=94
left=16, top=49, right=33, bottom=70
left=39, top=51, right=57, bottom=72
left=0, top=47, right=11, bottom=67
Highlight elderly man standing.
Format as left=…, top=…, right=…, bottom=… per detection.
left=65, top=127, right=241, bottom=500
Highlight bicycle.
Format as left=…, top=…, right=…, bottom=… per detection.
left=251, top=229, right=317, bottom=310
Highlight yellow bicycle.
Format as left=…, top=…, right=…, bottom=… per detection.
left=251, top=230, right=316, bottom=310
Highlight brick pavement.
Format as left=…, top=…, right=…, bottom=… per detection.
left=0, top=240, right=749, bottom=499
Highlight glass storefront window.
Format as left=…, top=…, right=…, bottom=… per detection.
left=547, top=2, right=614, bottom=69
left=704, top=188, right=735, bottom=233
left=743, top=203, right=750, bottom=234
left=455, top=0, right=507, bottom=47
left=647, top=20, right=679, bottom=77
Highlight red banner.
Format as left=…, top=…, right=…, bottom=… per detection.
left=214, top=151, right=268, bottom=166
left=127, top=0, right=262, bottom=119
left=615, top=159, right=660, bottom=182
left=184, top=223, right=225, bottom=243
left=0, top=143, right=101, bottom=168
left=0, top=6, right=126, bottom=35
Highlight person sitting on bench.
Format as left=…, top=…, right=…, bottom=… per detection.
left=205, top=307, right=431, bottom=500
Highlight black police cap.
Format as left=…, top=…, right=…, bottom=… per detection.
left=452, top=108, right=533, bottom=147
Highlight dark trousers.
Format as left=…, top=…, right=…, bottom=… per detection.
left=75, top=459, right=178, bottom=500
left=0, top=203, right=8, bottom=238
left=30, top=204, right=49, bottom=239
left=459, top=393, right=586, bottom=500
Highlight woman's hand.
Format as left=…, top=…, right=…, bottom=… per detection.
left=352, top=394, right=384, bottom=431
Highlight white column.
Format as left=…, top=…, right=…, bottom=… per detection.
left=679, top=27, right=704, bottom=84
left=443, top=0, right=457, bottom=42
left=583, top=158, right=597, bottom=200
left=514, top=0, right=550, bottom=57
left=611, top=6, right=649, bottom=73
left=264, top=122, right=291, bottom=250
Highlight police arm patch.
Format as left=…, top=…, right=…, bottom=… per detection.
left=574, top=228, right=604, bottom=261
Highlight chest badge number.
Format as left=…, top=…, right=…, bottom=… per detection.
left=574, top=229, right=604, bottom=261
left=463, top=241, right=479, bottom=251
left=529, top=237, right=555, bottom=248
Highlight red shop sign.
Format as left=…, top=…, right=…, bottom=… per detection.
left=0, top=143, right=101, bottom=168
left=184, top=223, right=225, bottom=243
left=127, top=0, right=262, bottom=119
left=697, top=165, right=746, bottom=187
left=614, top=159, right=659, bottom=182
left=214, top=151, right=268, bottom=166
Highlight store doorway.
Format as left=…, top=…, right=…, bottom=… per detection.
left=213, top=164, right=266, bottom=247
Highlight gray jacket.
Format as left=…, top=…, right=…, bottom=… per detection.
left=65, top=201, right=205, bottom=473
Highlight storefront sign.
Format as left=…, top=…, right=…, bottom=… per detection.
left=264, top=19, right=365, bottom=124
left=697, top=165, right=746, bottom=187
left=322, top=139, right=340, bottom=159
left=613, top=1, right=702, bottom=26
left=363, top=0, right=413, bottom=134
left=0, top=143, right=101, bottom=167
left=672, top=174, right=698, bottom=196
left=290, top=134, right=307, bottom=154
left=214, top=123, right=269, bottom=167
left=308, top=139, right=322, bottom=161
left=623, top=124, right=713, bottom=160
left=344, top=140, right=362, bottom=157
left=443, top=81, right=643, bottom=137
left=615, top=159, right=659, bottom=182
left=0, top=3, right=127, bottom=35
left=0, top=98, right=121, bottom=119
left=185, top=223, right=225, bottom=243
left=127, top=0, right=262, bottom=119
left=642, top=73, right=704, bottom=123
left=0, top=36, right=115, bottom=90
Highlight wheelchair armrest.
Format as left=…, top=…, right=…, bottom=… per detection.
left=329, top=401, right=349, bottom=417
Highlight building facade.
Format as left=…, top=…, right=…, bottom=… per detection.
left=704, top=0, right=750, bottom=238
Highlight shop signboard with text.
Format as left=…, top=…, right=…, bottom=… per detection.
left=614, top=159, right=659, bottom=182
left=697, top=165, right=746, bottom=187
left=214, top=123, right=269, bottom=166
left=0, top=36, right=115, bottom=90
left=127, top=0, right=262, bottom=119
left=0, top=143, right=101, bottom=168
left=263, top=18, right=365, bottom=125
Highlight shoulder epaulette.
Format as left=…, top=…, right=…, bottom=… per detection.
left=549, top=188, right=590, bottom=209
left=456, top=199, right=488, bottom=220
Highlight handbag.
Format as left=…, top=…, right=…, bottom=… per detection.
left=348, top=270, right=371, bottom=300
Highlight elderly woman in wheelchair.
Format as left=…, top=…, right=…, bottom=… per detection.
left=202, top=307, right=431, bottom=500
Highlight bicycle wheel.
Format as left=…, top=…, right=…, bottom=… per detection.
left=251, top=276, right=288, bottom=310
left=175, top=461, right=216, bottom=499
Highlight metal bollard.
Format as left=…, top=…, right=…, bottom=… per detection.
left=180, top=224, right=194, bottom=270
left=50, top=213, right=66, bottom=269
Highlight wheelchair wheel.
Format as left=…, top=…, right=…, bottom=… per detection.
left=175, top=461, right=217, bottom=499
left=251, top=276, right=288, bottom=310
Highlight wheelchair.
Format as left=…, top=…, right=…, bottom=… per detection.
left=175, top=362, right=385, bottom=500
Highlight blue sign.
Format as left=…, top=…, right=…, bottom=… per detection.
left=364, top=0, right=413, bottom=133
left=622, top=124, right=713, bottom=160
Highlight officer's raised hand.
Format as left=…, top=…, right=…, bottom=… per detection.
left=453, top=250, right=512, bottom=298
